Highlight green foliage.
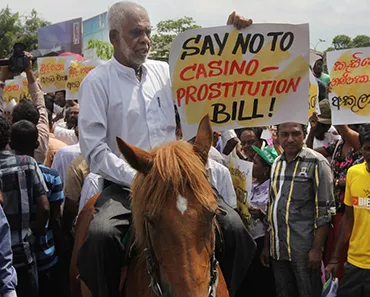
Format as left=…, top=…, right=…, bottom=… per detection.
left=0, top=7, right=22, bottom=58
left=0, top=6, right=50, bottom=58
left=326, top=34, right=370, bottom=52
left=332, top=34, right=352, bottom=50
left=352, top=35, right=370, bottom=48
left=87, top=39, right=113, bottom=60
left=18, top=9, right=51, bottom=52
left=149, top=17, right=201, bottom=61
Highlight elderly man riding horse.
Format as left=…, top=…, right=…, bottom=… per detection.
left=77, top=2, right=255, bottom=297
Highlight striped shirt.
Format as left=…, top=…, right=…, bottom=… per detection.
left=34, top=164, right=64, bottom=272
left=0, top=151, right=47, bottom=268
left=267, top=147, right=334, bottom=261
left=0, top=205, right=17, bottom=295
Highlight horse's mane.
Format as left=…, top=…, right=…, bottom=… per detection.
left=131, top=140, right=215, bottom=248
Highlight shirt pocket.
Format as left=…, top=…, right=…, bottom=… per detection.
left=290, top=177, right=314, bottom=217
left=154, top=90, right=176, bottom=133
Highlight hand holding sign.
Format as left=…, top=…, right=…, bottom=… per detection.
left=226, top=11, right=253, bottom=29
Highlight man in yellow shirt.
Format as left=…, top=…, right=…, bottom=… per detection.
left=326, top=124, right=370, bottom=296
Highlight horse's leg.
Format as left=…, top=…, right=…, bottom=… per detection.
left=70, top=193, right=101, bottom=297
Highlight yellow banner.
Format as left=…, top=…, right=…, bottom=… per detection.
left=327, top=47, right=370, bottom=125
left=225, top=155, right=253, bottom=228
left=65, top=60, right=104, bottom=99
left=38, top=56, right=74, bottom=92
left=308, top=71, right=319, bottom=117
left=3, top=78, right=22, bottom=103
left=19, top=74, right=31, bottom=100
left=169, top=24, right=310, bottom=139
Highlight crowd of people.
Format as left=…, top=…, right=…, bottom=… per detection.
left=0, top=1, right=369, bottom=297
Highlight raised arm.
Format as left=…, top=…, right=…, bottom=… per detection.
left=79, top=74, right=136, bottom=186
left=25, top=53, right=49, bottom=163
left=335, top=125, right=360, bottom=150
left=52, top=125, right=78, bottom=145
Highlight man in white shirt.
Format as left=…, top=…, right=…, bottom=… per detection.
left=78, top=2, right=254, bottom=297
left=51, top=143, right=81, bottom=183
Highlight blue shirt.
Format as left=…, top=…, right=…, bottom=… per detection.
left=0, top=205, right=17, bottom=294
left=33, top=164, right=64, bottom=272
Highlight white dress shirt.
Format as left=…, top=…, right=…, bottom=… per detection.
left=79, top=57, right=176, bottom=186
left=206, top=158, right=237, bottom=209
left=51, top=143, right=81, bottom=183
left=209, top=146, right=227, bottom=167
left=53, top=125, right=78, bottom=145
left=78, top=172, right=104, bottom=213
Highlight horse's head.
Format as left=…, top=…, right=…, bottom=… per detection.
left=117, top=116, right=219, bottom=297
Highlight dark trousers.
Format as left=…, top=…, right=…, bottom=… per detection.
left=338, top=262, right=370, bottom=297
left=77, top=184, right=256, bottom=297
left=39, top=264, right=60, bottom=297
left=272, top=259, right=322, bottom=297
left=77, top=184, right=131, bottom=297
left=16, top=261, right=38, bottom=297
left=215, top=192, right=256, bottom=297
left=237, top=236, right=276, bottom=297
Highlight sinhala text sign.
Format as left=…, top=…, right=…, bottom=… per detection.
left=327, top=47, right=370, bottom=125
left=169, top=24, right=310, bottom=139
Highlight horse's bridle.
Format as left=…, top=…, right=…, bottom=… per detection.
left=143, top=219, right=220, bottom=297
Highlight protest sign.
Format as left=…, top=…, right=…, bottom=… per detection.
left=261, top=128, right=274, bottom=146
left=19, top=73, right=31, bottom=100
left=308, top=71, right=320, bottom=117
left=169, top=24, right=310, bottom=139
left=224, top=153, right=253, bottom=228
left=3, top=77, right=22, bottom=103
left=327, top=47, right=370, bottom=125
left=65, top=60, right=105, bottom=100
left=38, top=56, right=74, bottom=93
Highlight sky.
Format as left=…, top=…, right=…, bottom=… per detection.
left=5, top=0, right=370, bottom=52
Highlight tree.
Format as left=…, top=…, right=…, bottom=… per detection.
left=325, top=46, right=335, bottom=52
left=332, top=34, right=352, bottom=50
left=352, top=35, right=370, bottom=48
left=0, top=7, right=22, bottom=58
left=87, top=39, right=113, bottom=60
left=0, top=7, right=50, bottom=58
left=18, top=9, right=51, bottom=52
left=326, top=34, right=370, bottom=52
left=149, top=17, right=201, bottom=60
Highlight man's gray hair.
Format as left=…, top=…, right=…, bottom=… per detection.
left=108, top=1, right=148, bottom=32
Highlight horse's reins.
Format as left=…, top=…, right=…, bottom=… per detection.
left=143, top=218, right=220, bottom=297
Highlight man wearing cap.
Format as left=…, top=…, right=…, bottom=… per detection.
left=261, top=122, right=334, bottom=297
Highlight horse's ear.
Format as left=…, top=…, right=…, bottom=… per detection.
left=116, top=137, right=153, bottom=174
left=193, top=115, right=213, bottom=165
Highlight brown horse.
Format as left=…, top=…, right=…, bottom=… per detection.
left=70, top=115, right=229, bottom=297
